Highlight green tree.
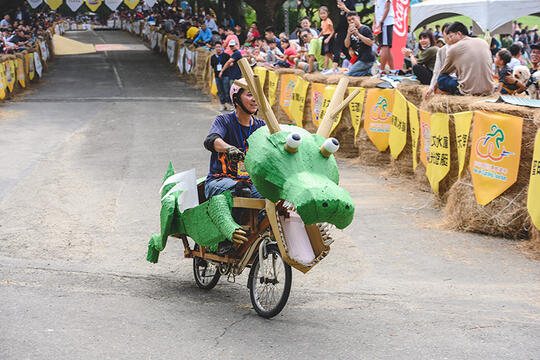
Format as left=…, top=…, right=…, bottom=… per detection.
left=243, top=0, right=286, bottom=31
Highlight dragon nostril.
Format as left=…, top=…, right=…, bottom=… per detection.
left=322, top=202, right=328, bottom=208
left=345, top=205, right=350, bottom=210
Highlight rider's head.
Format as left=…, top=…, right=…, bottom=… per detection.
left=229, top=79, right=258, bottom=115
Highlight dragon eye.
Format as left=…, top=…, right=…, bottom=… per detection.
left=285, top=133, right=302, bottom=154
left=320, top=138, right=339, bottom=158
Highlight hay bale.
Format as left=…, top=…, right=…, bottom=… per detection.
left=421, top=94, right=494, bottom=114
left=389, top=124, right=415, bottom=177
left=356, top=129, right=391, bottom=166
left=443, top=117, right=539, bottom=238
left=397, top=84, right=428, bottom=107
left=303, top=72, right=327, bottom=84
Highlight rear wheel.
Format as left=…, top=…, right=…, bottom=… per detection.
left=193, top=251, right=221, bottom=290
left=248, top=244, right=292, bottom=318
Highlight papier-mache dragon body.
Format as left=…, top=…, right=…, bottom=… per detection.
left=147, top=61, right=357, bottom=265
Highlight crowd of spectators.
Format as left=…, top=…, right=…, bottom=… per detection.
left=110, top=1, right=540, bottom=106
left=0, top=7, right=58, bottom=54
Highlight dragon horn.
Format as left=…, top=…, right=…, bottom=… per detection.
left=237, top=58, right=281, bottom=134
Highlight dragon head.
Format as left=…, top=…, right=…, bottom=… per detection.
left=244, top=125, right=354, bottom=229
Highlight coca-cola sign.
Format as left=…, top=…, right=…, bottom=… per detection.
left=393, top=0, right=410, bottom=37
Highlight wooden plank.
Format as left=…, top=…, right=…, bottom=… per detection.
left=233, top=197, right=266, bottom=209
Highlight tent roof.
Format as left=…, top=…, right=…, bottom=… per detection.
left=411, top=0, right=540, bottom=32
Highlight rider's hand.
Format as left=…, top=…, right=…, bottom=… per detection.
left=226, top=146, right=245, bottom=161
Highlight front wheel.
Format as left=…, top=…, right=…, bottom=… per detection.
left=193, top=255, right=221, bottom=290
left=248, top=244, right=292, bottom=318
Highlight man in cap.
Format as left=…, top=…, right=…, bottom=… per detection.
left=219, top=39, right=243, bottom=80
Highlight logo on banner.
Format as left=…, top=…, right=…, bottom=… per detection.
left=370, top=96, right=392, bottom=124
left=364, top=88, right=394, bottom=151
left=475, top=125, right=515, bottom=163
left=313, top=90, right=324, bottom=123
left=283, top=79, right=295, bottom=107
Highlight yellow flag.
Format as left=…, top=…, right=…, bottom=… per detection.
left=389, top=90, right=408, bottom=159
left=0, top=64, right=5, bottom=100
left=318, top=85, right=344, bottom=134
left=290, top=76, right=309, bottom=128
left=408, top=102, right=419, bottom=170
left=279, top=74, right=297, bottom=121
left=454, top=111, right=474, bottom=178
left=267, top=71, right=279, bottom=107
left=348, top=87, right=366, bottom=137
left=253, top=66, right=267, bottom=88
left=210, top=77, right=217, bottom=96
left=85, top=0, right=103, bottom=11
left=27, top=53, right=35, bottom=81
left=363, top=88, right=394, bottom=151
left=16, top=58, right=25, bottom=88
left=124, top=0, right=139, bottom=10
left=528, top=129, right=540, bottom=230
left=46, top=0, right=63, bottom=10
left=426, top=113, right=451, bottom=194
left=164, top=0, right=174, bottom=4
left=6, top=61, right=14, bottom=93
left=419, top=109, right=431, bottom=167
left=470, top=111, right=523, bottom=206
left=310, top=82, right=326, bottom=127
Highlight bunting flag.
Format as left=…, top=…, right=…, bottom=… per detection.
left=528, top=129, right=540, bottom=230
left=318, top=85, right=343, bottom=133
left=66, top=0, right=84, bottom=11
left=164, top=0, right=174, bottom=4
left=177, top=46, right=185, bottom=74
left=419, top=109, right=431, bottom=168
left=105, top=0, right=123, bottom=10
left=454, top=111, right=474, bottom=178
left=348, top=87, right=366, bottom=137
left=144, top=0, right=157, bottom=7
left=426, top=113, right=451, bottom=194
left=389, top=90, right=408, bottom=159
left=470, top=111, right=522, bottom=206
left=28, top=0, right=43, bottom=9
left=210, top=77, right=217, bottom=96
left=34, top=52, right=43, bottom=78
left=408, top=102, right=419, bottom=170
left=267, top=71, right=279, bottom=107
left=363, top=88, right=394, bottom=151
left=253, top=66, right=267, bottom=88
left=7, top=60, right=15, bottom=92
left=310, top=82, right=326, bottom=127
left=289, top=76, right=309, bottom=128
left=0, top=64, right=5, bottom=100
left=124, top=0, right=140, bottom=10
left=46, top=0, right=63, bottom=10
left=27, top=53, right=35, bottom=81
left=16, top=58, right=25, bottom=88
left=85, top=0, right=103, bottom=11
left=166, top=38, right=176, bottom=63
left=279, top=74, right=297, bottom=121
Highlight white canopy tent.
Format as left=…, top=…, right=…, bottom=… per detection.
left=411, top=0, right=540, bottom=34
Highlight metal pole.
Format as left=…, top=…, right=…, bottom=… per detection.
left=283, top=2, right=289, bottom=35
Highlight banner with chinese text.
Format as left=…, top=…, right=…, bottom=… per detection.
left=363, top=88, right=394, bottom=151
left=279, top=74, right=297, bottom=122
left=310, top=82, right=326, bottom=127
left=408, top=102, right=419, bottom=170
left=527, top=129, right=540, bottom=230
left=290, top=77, right=309, bottom=128
left=454, top=111, right=474, bottom=178
left=426, top=113, right=450, bottom=194
left=348, top=87, right=366, bottom=137
left=389, top=90, right=408, bottom=159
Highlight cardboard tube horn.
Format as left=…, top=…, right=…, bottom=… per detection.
left=237, top=58, right=281, bottom=134
left=316, top=77, right=361, bottom=139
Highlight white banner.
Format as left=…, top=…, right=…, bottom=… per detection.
left=157, top=33, right=163, bottom=52
left=39, top=41, right=49, bottom=62
left=34, top=52, right=43, bottom=78
left=177, top=47, right=185, bottom=74
left=151, top=31, right=157, bottom=49
left=66, top=0, right=83, bottom=11
left=27, top=0, right=43, bottom=9
left=185, top=48, right=193, bottom=73
left=166, top=39, right=175, bottom=63
left=104, top=0, right=122, bottom=10
left=144, top=0, right=157, bottom=7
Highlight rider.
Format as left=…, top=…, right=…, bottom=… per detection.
left=204, top=78, right=265, bottom=200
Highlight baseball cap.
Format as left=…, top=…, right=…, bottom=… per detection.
left=229, top=40, right=237, bottom=46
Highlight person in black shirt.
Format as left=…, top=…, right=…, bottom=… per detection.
left=344, top=12, right=375, bottom=76
left=234, top=24, right=246, bottom=46
left=333, top=0, right=355, bottom=66
left=210, top=42, right=232, bottom=110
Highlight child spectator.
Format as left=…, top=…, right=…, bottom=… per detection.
left=264, top=26, right=283, bottom=52
left=223, top=27, right=239, bottom=55
left=265, top=38, right=283, bottom=63
left=318, top=6, right=334, bottom=70
left=508, top=43, right=522, bottom=70
left=495, top=48, right=526, bottom=94
left=274, top=38, right=298, bottom=68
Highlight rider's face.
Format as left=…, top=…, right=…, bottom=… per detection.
left=240, top=90, right=258, bottom=113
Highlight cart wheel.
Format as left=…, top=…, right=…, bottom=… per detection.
left=248, top=244, right=292, bottom=318
left=193, top=255, right=221, bottom=290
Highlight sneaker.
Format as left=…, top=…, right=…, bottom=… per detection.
left=216, top=240, right=234, bottom=256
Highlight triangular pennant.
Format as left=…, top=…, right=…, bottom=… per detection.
left=104, top=0, right=123, bottom=10
left=85, top=0, right=103, bottom=11
left=66, top=0, right=84, bottom=11
left=45, top=0, right=63, bottom=10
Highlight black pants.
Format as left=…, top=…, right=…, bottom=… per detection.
left=412, top=64, right=433, bottom=85
left=333, top=29, right=348, bottom=64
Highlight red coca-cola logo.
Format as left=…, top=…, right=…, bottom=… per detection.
left=393, top=0, right=410, bottom=37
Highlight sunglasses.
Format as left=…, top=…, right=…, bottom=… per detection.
left=301, top=34, right=308, bottom=38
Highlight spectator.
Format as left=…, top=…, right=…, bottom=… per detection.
left=490, top=36, right=500, bottom=56
left=0, top=15, right=10, bottom=28
left=402, top=30, right=438, bottom=85
left=291, top=17, right=319, bottom=39
left=374, top=0, right=395, bottom=71
left=193, top=23, right=212, bottom=46
left=225, top=14, right=234, bottom=29
left=318, top=6, right=334, bottom=70
left=204, top=13, right=218, bottom=33
left=275, top=38, right=298, bottom=68
left=234, top=24, right=246, bottom=45
left=530, top=42, right=540, bottom=72
left=296, top=29, right=325, bottom=73
left=508, top=43, right=522, bottom=70
left=211, top=42, right=232, bottom=111
left=436, top=38, right=445, bottom=48
left=334, top=0, right=355, bottom=67
left=437, top=22, right=494, bottom=96
left=495, top=49, right=525, bottom=94
left=223, top=27, right=240, bottom=55
left=433, top=25, right=442, bottom=38
left=220, top=40, right=243, bottom=80
left=406, top=25, right=418, bottom=55
left=264, top=26, right=282, bottom=51
left=344, top=12, right=375, bottom=77
left=186, top=20, right=199, bottom=40
left=248, top=22, right=260, bottom=39
left=518, top=29, right=530, bottom=54
left=501, top=34, right=513, bottom=49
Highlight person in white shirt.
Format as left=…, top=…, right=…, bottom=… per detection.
left=205, top=14, right=218, bottom=33
left=508, top=43, right=522, bottom=70
left=0, top=15, right=10, bottom=28
left=374, top=0, right=394, bottom=71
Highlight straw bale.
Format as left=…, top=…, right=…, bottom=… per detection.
left=413, top=162, right=433, bottom=192
left=274, top=68, right=305, bottom=76
left=389, top=123, right=414, bottom=177
left=397, top=84, right=428, bottom=107
left=356, top=129, right=391, bottom=166
left=359, top=77, right=385, bottom=89
left=421, top=94, right=494, bottom=114
left=303, top=72, right=327, bottom=84
left=443, top=118, right=539, bottom=238
left=469, top=101, right=539, bottom=120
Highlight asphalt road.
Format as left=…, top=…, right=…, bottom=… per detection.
left=0, top=30, right=539, bottom=360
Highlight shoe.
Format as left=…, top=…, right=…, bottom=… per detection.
left=216, top=240, right=234, bottom=256
left=233, top=180, right=252, bottom=198
left=222, top=104, right=228, bottom=111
